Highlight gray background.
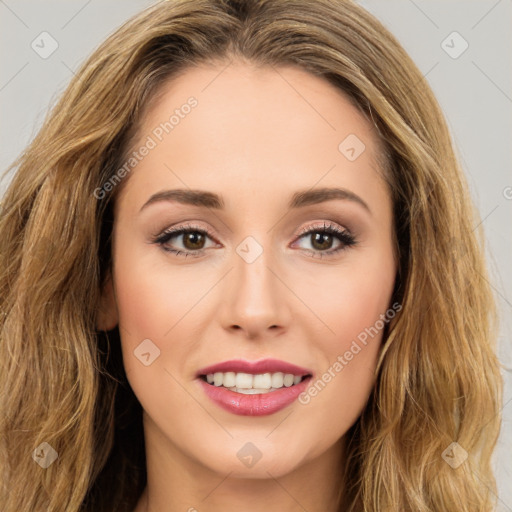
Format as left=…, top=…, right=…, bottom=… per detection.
left=1, top=0, right=511, bottom=509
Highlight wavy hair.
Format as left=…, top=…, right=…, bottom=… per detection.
left=0, top=0, right=503, bottom=510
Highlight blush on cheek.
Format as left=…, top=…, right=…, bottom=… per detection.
left=113, top=245, right=170, bottom=335
left=311, top=282, right=391, bottom=359
left=115, top=280, right=161, bottom=341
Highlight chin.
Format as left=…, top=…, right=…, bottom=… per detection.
left=200, top=437, right=309, bottom=479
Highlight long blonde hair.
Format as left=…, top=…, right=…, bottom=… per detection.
left=0, top=1, right=503, bottom=510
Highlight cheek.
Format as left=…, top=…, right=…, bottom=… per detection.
left=111, top=239, right=181, bottom=379
left=111, top=243, right=202, bottom=419
left=293, top=247, right=395, bottom=433
left=297, top=243, right=395, bottom=354
left=112, top=238, right=202, bottom=340
left=111, top=235, right=221, bottom=393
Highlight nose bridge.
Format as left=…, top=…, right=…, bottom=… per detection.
left=221, top=232, right=288, bottom=334
left=233, top=234, right=278, bottom=307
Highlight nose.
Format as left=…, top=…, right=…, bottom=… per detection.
left=219, top=240, right=291, bottom=340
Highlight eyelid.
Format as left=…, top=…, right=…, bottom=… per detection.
left=154, top=219, right=352, bottom=239
left=155, top=222, right=218, bottom=242
left=293, top=220, right=351, bottom=239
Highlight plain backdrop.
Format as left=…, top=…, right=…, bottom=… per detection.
left=1, top=0, right=511, bottom=509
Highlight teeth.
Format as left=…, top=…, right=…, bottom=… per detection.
left=223, top=371, right=236, bottom=388
left=271, top=372, right=284, bottom=388
left=213, top=372, right=223, bottom=387
left=253, top=373, right=272, bottom=389
left=235, top=372, right=253, bottom=389
left=283, top=374, right=294, bottom=387
left=205, top=371, right=305, bottom=391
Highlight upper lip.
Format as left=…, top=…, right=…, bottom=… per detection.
left=196, top=358, right=313, bottom=377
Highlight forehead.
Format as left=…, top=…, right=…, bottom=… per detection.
left=117, top=61, right=389, bottom=214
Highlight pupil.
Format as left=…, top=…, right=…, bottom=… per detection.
left=184, top=232, right=204, bottom=250
left=312, top=232, right=332, bottom=250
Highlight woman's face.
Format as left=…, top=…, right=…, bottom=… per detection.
left=100, top=61, right=396, bottom=479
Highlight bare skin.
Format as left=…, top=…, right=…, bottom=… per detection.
left=97, top=60, right=396, bottom=512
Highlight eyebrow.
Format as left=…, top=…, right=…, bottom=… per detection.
left=139, top=187, right=371, bottom=214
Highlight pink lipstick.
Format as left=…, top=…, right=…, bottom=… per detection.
left=196, top=358, right=313, bottom=416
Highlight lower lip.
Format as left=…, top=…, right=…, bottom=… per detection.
left=197, top=376, right=312, bottom=416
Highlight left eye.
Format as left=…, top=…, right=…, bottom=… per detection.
left=295, top=230, right=343, bottom=252
left=292, top=223, right=357, bottom=256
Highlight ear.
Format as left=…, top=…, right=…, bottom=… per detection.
left=96, top=272, right=119, bottom=331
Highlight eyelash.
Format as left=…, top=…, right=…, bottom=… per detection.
left=152, top=221, right=357, bottom=259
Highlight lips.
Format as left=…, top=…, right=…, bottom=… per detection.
left=196, top=358, right=313, bottom=416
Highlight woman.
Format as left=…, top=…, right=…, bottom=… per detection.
left=0, top=0, right=503, bottom=510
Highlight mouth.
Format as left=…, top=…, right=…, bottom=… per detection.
left=199, top=371, right=312, bottom=394
left=195, top=358, right=314, bottom=416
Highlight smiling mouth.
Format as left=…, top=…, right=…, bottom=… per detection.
left=199, top=371, right=312, bottom=394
